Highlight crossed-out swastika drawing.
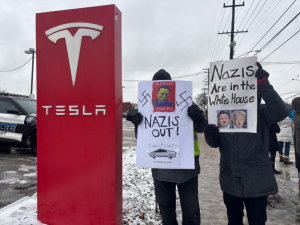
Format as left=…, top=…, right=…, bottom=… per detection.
left=176, top=91, right=192, bottom=111
left=139, top=90, right=151, bottom=107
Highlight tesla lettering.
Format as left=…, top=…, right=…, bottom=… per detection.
left=45, top=23, right=104, bottom=86
left=42, top=105, right=106, bottom=116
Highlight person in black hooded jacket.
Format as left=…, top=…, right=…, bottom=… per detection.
left=269, top=123, right=281, bottom=174
left=130, top=69, right=207, bottom=225
left=203, top=62, right=288, bottom=225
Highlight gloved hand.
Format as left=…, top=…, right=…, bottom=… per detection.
left=203, top=124, right=219, bottom=138
left=132, top=112, right=143, bottom=127
left=187, top=104, right=204, bottom=123
left=255, top=62, right=269, bottom=85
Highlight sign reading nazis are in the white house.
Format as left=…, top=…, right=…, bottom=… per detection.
left=208, top=57, right=258, bottom=133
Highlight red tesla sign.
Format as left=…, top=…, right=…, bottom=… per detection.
left=36, top=5, right=122, bottom=225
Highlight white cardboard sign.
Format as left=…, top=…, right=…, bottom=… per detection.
left=208, top=57, right=258, bottom=133
left=136, top=80, right=194, bottom=169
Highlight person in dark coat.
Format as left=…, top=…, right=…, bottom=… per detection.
left=292, top=97, right=300, bottom=195
left=203, top=63, right=288, bottom=224
left=269, top=123, right=281, bottom=174
left=130, top=69, right=208, bottom=225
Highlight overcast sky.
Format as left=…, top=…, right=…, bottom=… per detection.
left=0, top=0, right=299, bottom=104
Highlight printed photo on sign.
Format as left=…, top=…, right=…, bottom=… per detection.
left=217, top=109, right=248, bottom=129
left=212, top=106, right=251, bottom=131
left=152, top=81, right=175, bottom=112
left=146, top=142, right=179, bottom=167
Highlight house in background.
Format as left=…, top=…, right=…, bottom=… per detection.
left=122, top=102, right=138, bottom=113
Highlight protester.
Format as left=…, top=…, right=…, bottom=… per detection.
left=277, top=116, right=294, bottom=164
left=130, top=69, right=207, bottom=225
left=269, top=123, right=281, bottom=174
left=203, top=62, right=288, bottom=224
left=292, top=97, right=300, bottom=195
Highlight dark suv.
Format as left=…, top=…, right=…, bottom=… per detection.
left=0, top=93, right=37, bottom=155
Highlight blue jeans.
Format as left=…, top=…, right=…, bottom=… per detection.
left=278, top=141, right=291, bottom=157
left=154, top=176, right=200, bottom=225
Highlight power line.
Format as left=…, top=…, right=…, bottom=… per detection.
left=238, top=0, right=281, bottom=52
left=236, top=0, right=255, bottom=30
left=261, top=61, right=300, bottom=65
left=283, top=93, right=300, bottom=101
left=122, top=71, right=205, bottom=82
left=0, top=58, right=32, bottom=72
left=235, top=0, right=267, bottom=51
left=272, top=66, right=300, bottom=83
left=207, top=0, right=229, bottom=64
left=251, top=0, right=297, bottom=55
left=260, top=29, right=300, bottom=62
left=204, top=0, right=222, bottom=65
left=255, top=13, right=300, bottom=57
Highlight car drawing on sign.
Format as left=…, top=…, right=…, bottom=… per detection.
left=149, top=149, right=176, bottom=160
left=0, top=93, right=37, bottom=155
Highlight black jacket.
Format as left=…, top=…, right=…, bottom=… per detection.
left=205, top=81, right=288, bottom=198
left=269, top=123, right=280, bottom=152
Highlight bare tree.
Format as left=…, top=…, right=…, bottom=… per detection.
left=195, top=92, right=208, bottom=108
left=0, top=87, right=7, bottom=93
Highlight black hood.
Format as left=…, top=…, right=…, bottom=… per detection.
left=152, top=69, right=172, bottom=81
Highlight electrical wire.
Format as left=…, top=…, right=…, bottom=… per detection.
left=122, top=71, right=205, bottom=82
left=0, top=58, right=32, bottom=72
left=260, top=29, right=300, bottom=62
left=261, top=61, right=300, bottom=65
left=204, top=0, right=222, bottom=66
left=272, top=66, right=300, bottom=83
left=238, top=0, right=281, bottom=52
left=255, top=13, right=300, bottom=57
left=236, top=0, right=255, bottom=31
left=235, top=0, right=267, bottom=50
left=283, top=93, right=300, bottom=101
left=252, top=0, right=297, bottom=55
left=208, top=0, right=229, bottom=64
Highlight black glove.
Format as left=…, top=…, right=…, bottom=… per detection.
left=187, top=105, right=204, bottom=123
left=203, top=124, right=219, bottom=138
left=132, top=112, right=143, bottom=127
left=255, top=62, right=269, bottom=84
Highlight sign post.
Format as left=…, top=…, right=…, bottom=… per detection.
left=36, top=5, right=122, bottom=225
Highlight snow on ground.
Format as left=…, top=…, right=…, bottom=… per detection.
left=122, top=147, right=162, bottom=225
left=0, top=147, right=162, bottom=225
left=0, top=194, right=44, bottom=225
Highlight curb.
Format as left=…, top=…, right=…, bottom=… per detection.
left=0, top=196, right=31, bottom=216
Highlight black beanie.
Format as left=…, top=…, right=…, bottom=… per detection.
left=152, top=69, right=172, bottom=81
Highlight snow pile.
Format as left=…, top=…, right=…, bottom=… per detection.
left=0, top=194, right=45, bottom=225
left=0, top=147, right=163, bottom=225
left=122, top=147, right=162, bottom=225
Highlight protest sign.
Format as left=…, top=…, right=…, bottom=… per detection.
left=208, top=57, right=257, bottom=133
left=136, top=81, right=194, bottom=169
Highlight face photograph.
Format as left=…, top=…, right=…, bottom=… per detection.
left=217, top=111, right=231, bottom=129
left=231, top=110, right=247, bottom=129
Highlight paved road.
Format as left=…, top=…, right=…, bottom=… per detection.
left=0, top=148, right=37, bottom=209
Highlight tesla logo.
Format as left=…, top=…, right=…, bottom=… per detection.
left=42, top=105, right=106, bottom=116
left=45, top=23, right=104, bottom=86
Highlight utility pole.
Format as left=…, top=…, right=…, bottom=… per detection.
left=202, top=68, right=209, bottom=109
left=218, top=0, right=247, bottom=60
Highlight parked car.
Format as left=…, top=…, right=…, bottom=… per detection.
left=122, top=112, right=127, bottom=118
left=149, top=149, right=176, bottom=159
left=0, top=93, right=37, bottom=155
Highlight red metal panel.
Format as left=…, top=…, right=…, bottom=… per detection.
left=36, top=5, right=122, bottom=225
